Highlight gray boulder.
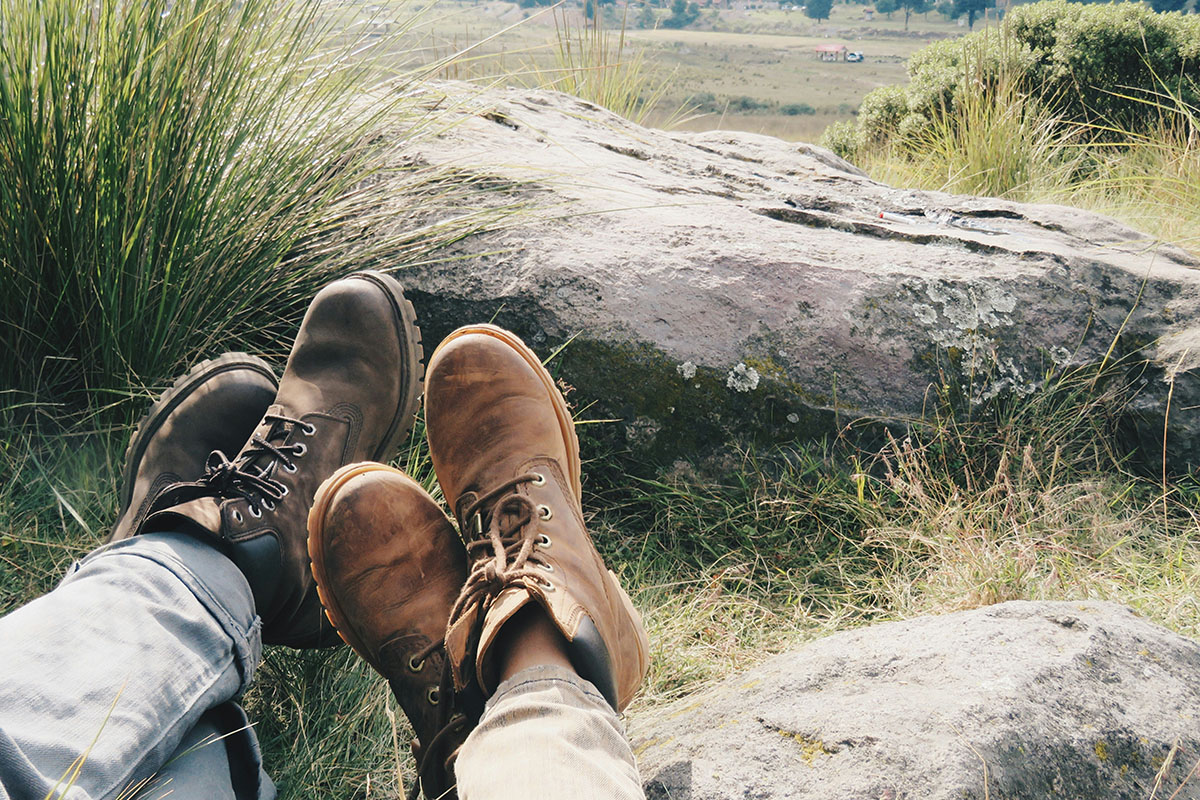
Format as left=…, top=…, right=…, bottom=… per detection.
left=394, top=85, right=1200, bottom=472
left=629, top=600, right=1200, bottom=800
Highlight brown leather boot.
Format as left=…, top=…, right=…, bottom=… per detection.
left=140, top=271, right=425, bottom=648
left=308, top=462, right=471, bottom=800
left=425, top=324, right=650, bottom=712
left=111, top=353, right=277, bottom=543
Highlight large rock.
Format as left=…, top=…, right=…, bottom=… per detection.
left=392, top=85, right=1200, bottom=472
left=629, top=601, right=1200, bottom=800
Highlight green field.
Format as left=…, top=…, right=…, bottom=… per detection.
left=395, top=0, right=990, bottom=141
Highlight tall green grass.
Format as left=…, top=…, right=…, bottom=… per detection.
left=0, top=0, right=490, bottom=419
left=533, top=10, right=678, bottom=126
left=868, top=77, right=1083, bottom=201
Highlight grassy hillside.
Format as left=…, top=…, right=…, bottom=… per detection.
left=2, top=1, right=1198, bottom=798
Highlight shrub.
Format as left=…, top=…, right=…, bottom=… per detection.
left=780, top=102, right=817, bottom=116
left=820, top=120, right=859, bottom=160
left=837, top=0, right=1200, bottom=159
left=727, top=95, right=773, bottom=112
left=855, top=85, right=911, bottom=149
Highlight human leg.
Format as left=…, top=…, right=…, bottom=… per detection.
left=0, top=533, right=261, bottom=800
left=0, top=353, right=278, bottom=800
left=0, top=269, right=427, bottom=798
left=453, top=613, right=643, bottom=800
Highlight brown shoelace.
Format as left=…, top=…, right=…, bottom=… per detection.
left=449, top=473, right=553, bottom=627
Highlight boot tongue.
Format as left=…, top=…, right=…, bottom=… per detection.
left=140, top=496, right=226, bottom=543
left=234, top=409, right=295, bottom=479
left=457, top=490, right=530, bottom=542
left=493, top=496, right=529, bottom=534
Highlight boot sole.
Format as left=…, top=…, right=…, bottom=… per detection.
left=349, top=271, right=426, bottom=463
left=115, top=353, right=277, bottom=540
left=429, top=324, right=581, bottom=500
left=307, top=461, right=418, bottom=669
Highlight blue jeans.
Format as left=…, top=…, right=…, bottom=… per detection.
left=0, top=534, right=273, bottom=800
left=0, top=534, right=644, bottom=800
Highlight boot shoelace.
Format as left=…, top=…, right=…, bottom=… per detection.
left=201, top=413, right=314, bottom=515
left=408, top=707, right=468, bottom=800
left=449, top=472, right=555, bottom=626
left=405, top=638, right=468, bottom=800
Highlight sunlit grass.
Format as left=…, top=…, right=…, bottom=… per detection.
left=837, top=65, right=1200, bottom=248
left=0, top=0, right=496, bottom=421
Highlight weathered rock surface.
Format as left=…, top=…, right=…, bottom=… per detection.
left=629, top=601, right=1200, bottom=800
left=394, top=85, right=1200, bottom=472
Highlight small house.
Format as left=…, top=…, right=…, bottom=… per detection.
left=814, top=44, right=849, bottom=62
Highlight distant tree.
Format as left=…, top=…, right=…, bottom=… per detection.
left=901, top=0, right=930, bottom=29
left=876, top=0, right=898, bottom=19
left=663, top=0, right=701, bottom=26
left=952, top=0, right=993, bottom=29
left=1149, top=0, right=1188, bottom=12
left=934, top=0, right=954, bottom=18
left=636, top=4, right=657, bottom=27
left=804, top=0, right=833, bottom=20
left=585, top=0, right=596, bottom=18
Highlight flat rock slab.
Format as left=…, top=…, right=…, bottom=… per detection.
left=630, top=600, right=1200, bottom=800
left=393, top=85, right=1200, bottom=472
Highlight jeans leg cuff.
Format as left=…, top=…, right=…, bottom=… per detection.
left=73, top=533, right=263, bottom=689
left=487, top=665, right=609, bottom=710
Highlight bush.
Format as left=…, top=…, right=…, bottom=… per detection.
left=780, top=102, right=817, bottom=116
left=856, top=85, right=911, bottom=149
left=820, top=120, right=859, bottom=160
left=727, top=95, right=772, bottom=112
left=837, top=0, right=1200, bottom=159
left=663, top=0, right=701, bottom=27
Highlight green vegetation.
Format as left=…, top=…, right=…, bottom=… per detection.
left=0, top=0, right=492, bottom=422
left=3, top=0, right=1200, bottom=798
left=824, top=0, right=1200, bottom=246
left=839, top=0, right=1200, bottom=150
left=521, top=9, right=682, bottom=125
left=805, top=0, right=834, bottom=21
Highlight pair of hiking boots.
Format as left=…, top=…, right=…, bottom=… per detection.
left=111, top=272, right=649, bottom=799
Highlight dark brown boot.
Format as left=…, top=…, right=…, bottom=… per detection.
left=111, top=353, right=277, bottom=543
left=308, top=462, right=470, bottom=800
left=141, top=271, right=425, bottom=648
left=425, top=324, right=649, bottom=712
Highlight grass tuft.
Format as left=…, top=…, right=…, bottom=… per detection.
left=0, top=0, right=491, bottom=421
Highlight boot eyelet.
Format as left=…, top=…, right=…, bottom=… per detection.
left=263, top=499, right=276, bottom=512
left=537, top=504, right=553, bottom=521
left=293, top=443, right=307, bottom=457
left=302, top=423, right=316, bottom=436
left=537, top=534, right=552, bottom=548
left=408, top=655, right=424, bottom=673
left=539, top=578, right=556, bottom=591
left=537, top=562, right=555, bottom=573
left=427, top=687, right=440, bottom=705
left=249, top=505, right=262, bottom=519
left=277, top=485, right=289, bottom=498
left=530, top=472, right=546, bottom=486
left=232, top=510, right=243, bottom=523
left=284, top=462, right=298, bottom=474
